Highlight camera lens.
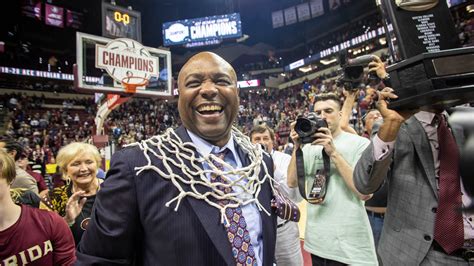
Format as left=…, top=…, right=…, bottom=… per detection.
left=345, top=66, right=364, bottom=80
left=298, top=119, right=312, bottom=133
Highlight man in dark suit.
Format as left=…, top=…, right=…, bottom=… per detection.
left=354, top=87, right=474, bottom=265
left=76, top=52, right=277, bottom=265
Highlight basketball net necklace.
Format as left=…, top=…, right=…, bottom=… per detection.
left=127, top=127, right=278, bottom=226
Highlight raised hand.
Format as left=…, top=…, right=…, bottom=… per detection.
left=368, top=55, right=388, bottom=80
left=64, top=191, right=87, bottom=225
left=289, top=121, right=301, bottom=149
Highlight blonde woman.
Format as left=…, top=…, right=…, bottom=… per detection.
left=50, top=142, right=103, bottom=245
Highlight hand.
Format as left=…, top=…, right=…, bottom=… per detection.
left=368, top=55, right=387, bottom=80
left=289, top=121, right=301, bottom=149
left=311, top=127, right=336, bottom=156
left=376, top=87, right=417, bottom=123
left=64, top=191, right=87, bottom=225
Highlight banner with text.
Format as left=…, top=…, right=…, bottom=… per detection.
left=310, top=0, right=324, bottom=18
left=272, top=10, right=285, bottom=28
left=162, top=13, right=242, bottom=47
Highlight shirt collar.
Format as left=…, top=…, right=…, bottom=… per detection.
left=186, top=129, right=239, bottom=160
left=414, top=111, right=436, bottom=125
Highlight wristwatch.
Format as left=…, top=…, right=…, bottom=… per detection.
left=382, top=73, right=391, bottom=87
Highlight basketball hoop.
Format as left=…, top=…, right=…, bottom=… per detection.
left=121, top=76, right=149, bottom=94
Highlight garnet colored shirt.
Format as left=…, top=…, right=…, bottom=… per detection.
left=0, top=205, right=76, bottom=265
left=27, top=170, right=48, bottom=192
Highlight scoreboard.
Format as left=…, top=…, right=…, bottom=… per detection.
left=102, top=2, right=142, bottom=42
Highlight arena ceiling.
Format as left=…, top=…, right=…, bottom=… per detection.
left=3, top=0, right=377, bottom=68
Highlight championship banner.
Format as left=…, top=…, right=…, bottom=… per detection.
left=310, top=0, right=324, bottom=18
left=45, top=4, right=64, bottom=28
left=272, top=10, right=285, bottom=28
left=297, top=3, right=311, bottom=22
left=162, top=13, right=242, bottom=47
left=329, top=0, right=342, bottom=11
left=284, top=6, right=297, bottom=26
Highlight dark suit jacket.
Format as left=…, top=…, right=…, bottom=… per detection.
left=354, top=115, right=465, bottom=265
left=76, top=126, right=277, bottom=265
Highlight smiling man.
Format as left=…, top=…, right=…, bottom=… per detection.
left=76, top=52, right=277, bottom=266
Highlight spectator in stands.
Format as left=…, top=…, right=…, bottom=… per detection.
left=362, top=109, right=382, bottom=138
left=250, top=124, right=303, bottom=266
left=16, top=154, right=49, bottom=198
left=287, top=93, right=377, bottom=265
left=0, top=149, right=76, bottom=265
left=0, top=138, right=38, bottom=194
left=50, top=142, right=103, bottom=245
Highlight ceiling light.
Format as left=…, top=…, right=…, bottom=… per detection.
left=236, top=34, right=249, bottom=43
left=467, top=5, right=474, bottom=13
left=320, top=58, right=337, bottom=65
left=299, top=66, right=313, bottom=73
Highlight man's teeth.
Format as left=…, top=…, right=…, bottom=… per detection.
left=198, top=105, right=222, bottom=112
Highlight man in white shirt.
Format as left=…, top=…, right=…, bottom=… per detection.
left=250, top=124, right=303, bottom=266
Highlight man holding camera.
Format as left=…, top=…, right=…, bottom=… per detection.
left=354, top=87, right=474, bottom=265
left=287, top=93, right=377, bottom=265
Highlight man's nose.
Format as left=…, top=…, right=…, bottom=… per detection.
left=200, top=81, right=218, bottom=99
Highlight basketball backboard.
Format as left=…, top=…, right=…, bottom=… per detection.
left=75, top=32, right=173, bottom=98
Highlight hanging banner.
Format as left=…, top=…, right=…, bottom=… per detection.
left=310, top=0, right=325, bottom=18
left=297, top=3, right=311, bottom=22
left=284, top=6, right=297, bottom=25
left=272, top=10, right=285, bottom=28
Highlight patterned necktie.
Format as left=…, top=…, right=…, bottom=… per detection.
left=210, top=149, right=257, bottom=266
left=433, top=114, right=464, bottom=254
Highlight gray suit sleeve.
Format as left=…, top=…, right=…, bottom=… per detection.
left=354, top=121, right=393, bottom=194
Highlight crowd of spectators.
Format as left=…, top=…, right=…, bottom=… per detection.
left=1, top=93, right=95, bottom=169
left=1, top=58, right=385, bottom=166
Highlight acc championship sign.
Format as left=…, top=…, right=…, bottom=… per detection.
left=163, top=13, right=242, bottom=47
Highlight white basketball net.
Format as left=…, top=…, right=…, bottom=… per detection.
left=127, top=127, right=276, bottom=225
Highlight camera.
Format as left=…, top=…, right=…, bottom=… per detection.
left=295, top=112, right=328, bottom=144
left=338, top=50, right=378, bottom=91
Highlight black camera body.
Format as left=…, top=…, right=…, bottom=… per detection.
left=295, top=113, right=328, bottom=144
left=338, top=51, right=378, bottom=91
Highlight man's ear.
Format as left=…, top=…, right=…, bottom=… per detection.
left=9, top=150, right=17, bottom=159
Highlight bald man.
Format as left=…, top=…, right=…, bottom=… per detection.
left=76, top=52, right=277, bottom=265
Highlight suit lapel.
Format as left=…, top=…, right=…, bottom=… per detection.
left=404, top=118, right=438, bottom=198
left=174, top=126, right=234, bottom=265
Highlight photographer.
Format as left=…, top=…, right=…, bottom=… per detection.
left=287, top=93, right=377, bottom=265
left=353, top=87, right=474, bottom=264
